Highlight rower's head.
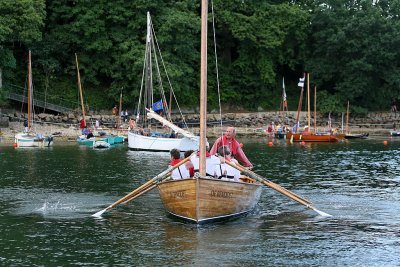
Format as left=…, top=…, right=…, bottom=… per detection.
left=225, top=127, right=235, bottom=139
left=170, top=148, right=181, bottom=160
left=218, top=146, right=231, bottom=157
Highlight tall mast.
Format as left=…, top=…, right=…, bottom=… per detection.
left=294, top=73, right=305, bottom=133
left=118, top=90, right=123, bottom=128
left=314, top=85, right=317, bottom=133
left=307, top=73, right=311, bottom=129
left=199, top=0, right=208, bottom=176
left=145, top=12, right=153, bottom=124
left=27, top=50, right=32, bottom=130
left=75, top=53, right=86, bottom=126
left=346, top=101, right=350, bottom=134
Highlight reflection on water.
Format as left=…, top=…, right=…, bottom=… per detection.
left=0, top=140, right=399, bottom=266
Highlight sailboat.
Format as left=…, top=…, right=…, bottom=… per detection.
left=344, top=101, right=368, bottom=139
left=286, top=73, right=339, bottom=142
left=127, top=12, right=200, bottom=152
left=14, top=51, right=53, bottom=148
left=94, top=4, right=331, bottom=222
left=74, top=54, right=124, bottom=147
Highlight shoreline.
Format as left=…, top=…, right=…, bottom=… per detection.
left=0, top=121, right=395, bottom=145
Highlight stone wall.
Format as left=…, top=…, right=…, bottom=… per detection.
left=1, top=110, right=399, bottom=130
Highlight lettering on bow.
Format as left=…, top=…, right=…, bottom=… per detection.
left=210, top=190, right=233, bottom=198
left=170, top=190, right=185, bottom=198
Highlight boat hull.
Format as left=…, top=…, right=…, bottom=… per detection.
left=77, top=135, right=123, bottom=146
left=15, top=133, right=53, bottom=147
left=345, top=133, right=369, bottom=139
left=286, top=133, right=339, bottom=142
left=157, top=178, right=262, bottom=224
left=128, top=131, right=200, bottom=152
left=93, top=140, right=111, bottom=148
left=390, top=131, right=400, bottom=136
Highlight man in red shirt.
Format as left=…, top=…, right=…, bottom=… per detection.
left=210, top=127, right=253, bottom=169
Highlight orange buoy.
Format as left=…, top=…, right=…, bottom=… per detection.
left=383, top=140, right=388, bottom=145
left=239, top=143, right=243, bottom=148
left=12, top=143, right=18, bottom=148
left=268, top=141, right=273, bottom=146
left=301, top=141, right=306, bottom=145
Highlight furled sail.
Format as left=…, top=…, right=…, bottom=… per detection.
left=146, top=108, right=196, bottom=139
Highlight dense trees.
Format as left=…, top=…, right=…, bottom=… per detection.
left=1, top=0, right=400, bottom=113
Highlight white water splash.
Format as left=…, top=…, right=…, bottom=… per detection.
left=36, top=200, right=77, bottom=214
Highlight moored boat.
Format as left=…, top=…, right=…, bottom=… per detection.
left=15, top=133, right=53, bottom=148
left=14, top=51, right=53, bottom=148
left=127, top=13, right=200, bottom=152
left=345, top=133, right=369, bottom=139
left=93, top=140, right=111, bottom=149
left=286, top=132, right=339, bottom=142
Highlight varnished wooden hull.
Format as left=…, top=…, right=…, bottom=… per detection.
left=157, top=178, right=262, bottom=224
left=286, top=133, right=338, bottom=142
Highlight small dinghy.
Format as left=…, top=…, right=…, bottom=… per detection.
left=93, top=140, right=111, bottom=149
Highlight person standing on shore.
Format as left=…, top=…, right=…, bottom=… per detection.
left=79, top=117, right=86, bottom=135
left=210, top=127, right=253, bottom=169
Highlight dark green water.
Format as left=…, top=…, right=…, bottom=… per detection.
left=1, top=138, right=399, bottom=266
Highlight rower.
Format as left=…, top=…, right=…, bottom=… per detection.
left=190, top=144, right=220, bottom=177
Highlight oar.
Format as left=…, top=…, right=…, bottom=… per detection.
left=226, top=161, right=331, bottom=217
left=122, top=183, right=158, bottom=204
left=92, top=155, right=193, bottom=217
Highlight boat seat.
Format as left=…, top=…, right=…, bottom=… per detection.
left=239, top=176, right=256, bottom=184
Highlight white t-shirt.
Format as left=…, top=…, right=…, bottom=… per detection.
left=191, top=154, right=221, bottom=177
left=214, top=162, right=240, bottom=182
left=171, top=165, right=190, bottom=180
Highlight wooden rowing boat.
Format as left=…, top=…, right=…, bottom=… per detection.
left=158, top=177, right=262, bottom=224
left=155, top=0, right=263, bottom=223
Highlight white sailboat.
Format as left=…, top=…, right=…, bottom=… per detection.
left=14, top=51, right=53, bottom=148
left=127, top=12, right=200, bottom=152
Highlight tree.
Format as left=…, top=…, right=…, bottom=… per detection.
left=0, top=0, right=45, bottom=88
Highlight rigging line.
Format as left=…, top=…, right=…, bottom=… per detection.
left=151, top=20, right=188, bottom=127
left=211, top=0, right=224, bottom=140
left=150, top=27, right=170, bottom=122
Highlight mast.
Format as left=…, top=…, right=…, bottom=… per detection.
left=346, top=101, right=350, bottom=134
left=145, top=12, right=153, bottom=124
left=314, top=85, right=317, bottom=133
left=118, top=90, right=123, bottom=129
left=294, top=73, right=305, bottom=133
left=199, top=0, right=208, bottom=176
left=75, top=53, right=86, bottom=126
left=27, top=50, right=32, bottom=130
left=307, top=73, right=311, bottom=129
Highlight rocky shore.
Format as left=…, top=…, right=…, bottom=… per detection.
left=0, top=110, right=398, bottom=143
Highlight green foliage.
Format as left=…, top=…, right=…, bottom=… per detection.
left=1, top=0, right=400, bottom=113
left=306, top=0, right=400, bottom=111
left=316, top=90, right=345, bottom=113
